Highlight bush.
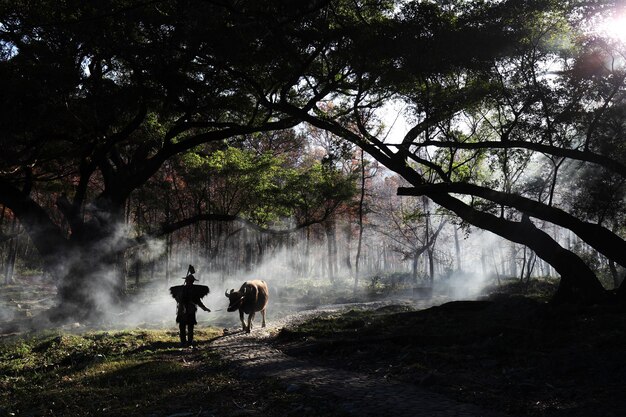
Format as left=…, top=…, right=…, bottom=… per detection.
left=367, top=272, right=415, bottom=295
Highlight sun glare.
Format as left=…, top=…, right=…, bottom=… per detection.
left=598, top=14, right=626, bottom=43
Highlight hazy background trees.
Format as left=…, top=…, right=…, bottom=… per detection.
left=2, top=0, right=626, bottom=322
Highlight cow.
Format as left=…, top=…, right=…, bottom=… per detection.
left=225, top=280, right=269, bottom=333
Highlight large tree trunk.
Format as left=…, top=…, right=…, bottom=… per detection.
left=55, top=248, right=127, bottom=321
left=429, top=193, right=607, bottom=303
left=1, top=185, right=131, bottom=321
left=53, top=198, right=129, bottom=320
left=300, top=124, right=607, bottom=303
left=391, top=182, right=607, bottom=303
left=400, top=182, right=626, bottom=269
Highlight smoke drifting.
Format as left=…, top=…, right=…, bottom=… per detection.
left=98, top=226, right=517, bottom=331
left=1, top=213, right=553, bottom=336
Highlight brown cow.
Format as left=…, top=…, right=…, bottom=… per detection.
left=225, top=280, right=269, bottom=333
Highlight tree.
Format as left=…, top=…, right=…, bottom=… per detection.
left=0, top=0, right=338, bottom=319
left=373, top=187, right=447, bottom=284
left=4, top=0, right=624, bottom=315
left=263, top=0, right=625, bottom=303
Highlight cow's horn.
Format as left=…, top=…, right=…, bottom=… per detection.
left=225, top=289, right=229, bottom=297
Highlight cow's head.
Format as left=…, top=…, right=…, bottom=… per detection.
left=225, top=288, right=246, bottom=312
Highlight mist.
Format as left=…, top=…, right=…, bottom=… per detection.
left=97, top=221, right=538, bottom=332
left=1, top=208, right=562, bottom=336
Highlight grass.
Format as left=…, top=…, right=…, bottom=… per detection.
left=0, top=326, right=350, bottom=417
left=1, top=328, right=214, bottom=416
left=5, top=276, right=624, bottom=416
left=274, top=280, right=626, bottom=417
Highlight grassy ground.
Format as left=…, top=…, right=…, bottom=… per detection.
left=0, top=327, right=348, bottom=417
left=3, top=277, right=626, bottom=416
left=274, top=282, right=626, bottom=417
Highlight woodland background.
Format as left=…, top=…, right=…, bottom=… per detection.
left=1, top=0, right=625, bottom=320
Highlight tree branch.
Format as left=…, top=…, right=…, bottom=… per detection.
left=132, top=211, right=335, bottom=248
left=398, top=182, right=626, bottom=268
left=391, top=140, right=626, bottom=178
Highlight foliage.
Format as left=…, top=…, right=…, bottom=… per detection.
left=3, top=0, right=626, bottom=309
left=0, top=328, right=348, bottom=416
left=174, top=145, right=358, bottom=226
left=367, top=272, right=415, bottom=295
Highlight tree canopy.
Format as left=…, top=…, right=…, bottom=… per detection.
left=2, top=0, right=626, bottom=319
left=256, top=0, right=626, bottom=302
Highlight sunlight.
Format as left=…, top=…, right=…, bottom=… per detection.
left=597, top=13, right=626, bottom=43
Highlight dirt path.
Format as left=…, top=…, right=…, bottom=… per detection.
left=209, top=305, right=514, bottom=417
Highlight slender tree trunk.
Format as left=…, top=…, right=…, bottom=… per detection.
left=454, top=226, right=461, bottom=271
left=520, top=246, right=527, bottom=281
left=304, top=226, right=311, bottom=277
left=135, top=257, right=141, bottom=287
left=608, top=259, right=619, bottom=289
left=243, top=228, right=252, bottom=272
left=481, top=248, right=487, bottom=278
left=165, top=192, right=172, bottom=285
left=4, top=219, right=19, bottom=285
left=492, top=251, right=501, bottom=286
left=325, top=220, right=336, bottom=283
left=344, top=223, right=352, bottom=272
left=355, top=148, right=366, bottom=292
left=427, top=248, right=435, bottom=285
left=165, top=233, right=172, bottom=285
left=525, top=251, right=536, bottom=283
left=510, top=243, right=518, bottom=278
left=548, top=158, right=564, bottom=207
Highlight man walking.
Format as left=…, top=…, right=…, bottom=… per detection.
left=170, top=265, right=210, bottom=347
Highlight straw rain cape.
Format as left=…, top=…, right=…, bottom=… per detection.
left=169, top=284, right=210, bottom=302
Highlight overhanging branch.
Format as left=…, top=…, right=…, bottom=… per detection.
left=132, top=211, right=335, bottom=248
left=398, top=182, right=626, bottom=268
left=390, top=140, right=626, bottom=178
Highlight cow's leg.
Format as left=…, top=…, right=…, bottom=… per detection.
left=239, top=310, right=247, bottom=331
left=261, top=308, right=266, bottom=328
left=247, top=312, right=255, bottom=333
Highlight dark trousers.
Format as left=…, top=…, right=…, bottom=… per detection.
left=179, top=322, right=194, bottom=345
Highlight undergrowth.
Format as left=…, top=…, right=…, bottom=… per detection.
left=275, top=280, right=626, bottom=417
left=0, top=327, right=349, bottom=417
left=1, top=329, right=220, bottom=416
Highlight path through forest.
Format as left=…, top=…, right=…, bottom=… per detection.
left=209, top=305, right=513, bottom=417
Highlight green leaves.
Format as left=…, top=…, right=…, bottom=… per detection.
left=178, top=146, right=356, bottom=227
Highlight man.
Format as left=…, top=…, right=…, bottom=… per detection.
left=169, top=265, right=210, bottom=347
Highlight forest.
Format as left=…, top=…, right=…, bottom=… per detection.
left=2, top=0, right=626, bottom=416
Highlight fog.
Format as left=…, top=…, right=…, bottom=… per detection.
left=97, top=224, right=532, bottom=331
left=1, top=215, right=559, bottom=336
